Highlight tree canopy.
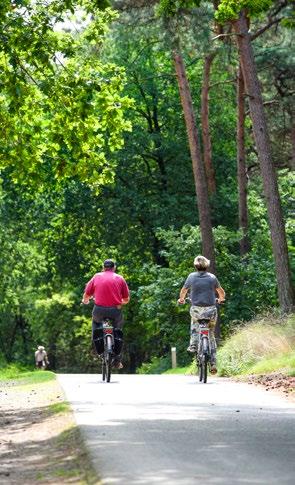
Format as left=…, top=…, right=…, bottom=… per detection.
left=0, top=0, right=294, bottom=372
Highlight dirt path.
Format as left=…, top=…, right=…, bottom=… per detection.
left=0, top=377, right=100, bottom=484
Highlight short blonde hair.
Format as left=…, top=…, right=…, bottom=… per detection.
left=194, top=255, right=210, bottom=270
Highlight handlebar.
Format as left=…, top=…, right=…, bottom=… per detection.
left=177, top=298, right=225, bottom=306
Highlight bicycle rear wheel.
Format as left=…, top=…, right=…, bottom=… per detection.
left=202, top=353, right=209, bottom=383
left=102, top=359, right=106, bottom=381
left=106, top=335, right=113, bottom=383
left=196, top=352, right=202, bottom=382
left=106, top=353, right=111, bottom=382
left=201, top=338, right=209, bottom=383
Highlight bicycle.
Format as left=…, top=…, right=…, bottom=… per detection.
left=179, top=297, right=221, bottom=384
left=196, top=317, right=211, bottom=384
left=101, top=319, right=114, bottom=382
left=195, top=301, right=225, bottom=383
left=93, top=319, right=123, bottom=383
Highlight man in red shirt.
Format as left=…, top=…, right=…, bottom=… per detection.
left=82, top=259, right=130, bottom=368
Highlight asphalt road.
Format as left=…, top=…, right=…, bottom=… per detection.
left=58, top=374, right=295, bottom=485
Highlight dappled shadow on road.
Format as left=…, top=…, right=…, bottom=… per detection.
left=71, top=399, right=295, bottom=485
left=0, top=405, right=98, bottom=484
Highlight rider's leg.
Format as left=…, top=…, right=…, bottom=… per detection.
left=92, top=320, right=104, bottom=355
left=209, top=318, right=217, bottom=373
left=92, top=306, right=105, bottom=355
left=209, top=323, right=217, bottom=363
left=188, top=306, right=200, bottom=351
left=108, top=308, right=124, bottom=368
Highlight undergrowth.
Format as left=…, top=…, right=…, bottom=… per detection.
left=218, top=313, right=295, bottom=376
left=137, top=355, right=171, bottom=374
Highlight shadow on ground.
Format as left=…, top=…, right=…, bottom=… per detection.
left=0, top=404, right=99, bottom=484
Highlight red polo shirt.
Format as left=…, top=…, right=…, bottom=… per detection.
left=84, top=270, right=129, bottom=307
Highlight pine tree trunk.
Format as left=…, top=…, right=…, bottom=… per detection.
left=173, top=49, right=216, bottom=275
left=201, top=53, right=216, bottom=194
left=237, top=64, right=250, bottom=255
left=290, top=123, right=295, bottom=171
left=232, top=10, right=294, bottom=312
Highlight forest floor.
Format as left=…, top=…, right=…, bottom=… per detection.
left=0, top=377, right=100, bottom=484
left=241, top=372, right=295, bottom=401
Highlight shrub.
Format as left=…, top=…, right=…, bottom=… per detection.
left=137, top=355, right=171, bottom=374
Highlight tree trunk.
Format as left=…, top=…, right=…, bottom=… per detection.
left=237, top=64, right=250, bottom=255
left=232, top=10, right=294, bottom=312
left=17, top=314, right=29, bottom=356
left=290, top=122, right=295, bottom=171
left=173, top=50, right=216, bottom=276
left=7, top=318, right=19, bottom=362
left=201, top=52, right=216, bottom=194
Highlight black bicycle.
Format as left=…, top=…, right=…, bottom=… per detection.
left=196, top=318, right=212, bottom=383
left=93, top=319, right=123, bottom=383
left=101, top=319, right=114, bottom=382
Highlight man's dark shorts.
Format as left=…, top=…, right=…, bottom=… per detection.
left=92, top=305, right=124, bottom=359
left=92, top=305, right=123, bottom=328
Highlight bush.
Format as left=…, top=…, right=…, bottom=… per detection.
left=137, top=355, right=171, bottom=374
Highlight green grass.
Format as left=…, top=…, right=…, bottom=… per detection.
left=137, top=355, right=171, bottom=374
left=218, top=313, right=295, bottom=377
left=246, top=350, right=295, bottom=376
left=53, top=468, right=81, bottom=478
left=54, top=426, right=100, bottom=484
left=0, top=364, right=55, bottom=384
left=46, top=401, right=70, bottom=415
left=163, top=366, right=191, bottom=374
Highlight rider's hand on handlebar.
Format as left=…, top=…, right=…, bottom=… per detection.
left=217, top=298, right=225, bottom=304
left=177, top=298, right=185, bottom=305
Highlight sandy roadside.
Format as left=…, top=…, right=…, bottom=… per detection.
left=0, top=377, right=100, bottom=484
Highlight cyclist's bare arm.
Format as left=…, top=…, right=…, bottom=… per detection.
left=216, top=287, right=225, bottom=304
left=122, top=296, right=130, bottom=305
left=82, top=292, right=92, bottom=304
left=178, top=287, right=189, bottom=304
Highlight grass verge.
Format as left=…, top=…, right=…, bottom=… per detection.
left=247, top=350, right=295, bottom=376
left=45, top=401, right=71, bottom=415
left=217, top=313, right=295, bottom=377
left=163, top=366, right=191, bottom=374
left=49, top=424, right=100, bottom=484
left=0, top=363, right=55, bottom=384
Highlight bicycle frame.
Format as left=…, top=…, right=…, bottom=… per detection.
left=197, top=318, right=212, bottom=383
left=103, top=321, right=114, bottom=348
left=101, top=319, right=114, bottom=383
left=198, top=319, right=211, bottom=354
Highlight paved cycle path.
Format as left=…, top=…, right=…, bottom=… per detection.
left=58, top=374, right=295, bottom=485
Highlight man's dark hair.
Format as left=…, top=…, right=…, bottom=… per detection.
left=103, top=259, right=115, bottom=269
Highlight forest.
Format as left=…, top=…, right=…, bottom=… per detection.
left=0, top=0, right=294, bottom=373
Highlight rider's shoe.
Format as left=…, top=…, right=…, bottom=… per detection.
left=210, top=365, right=217, bottom=374
left=187, top=345, right=197, bottom=353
